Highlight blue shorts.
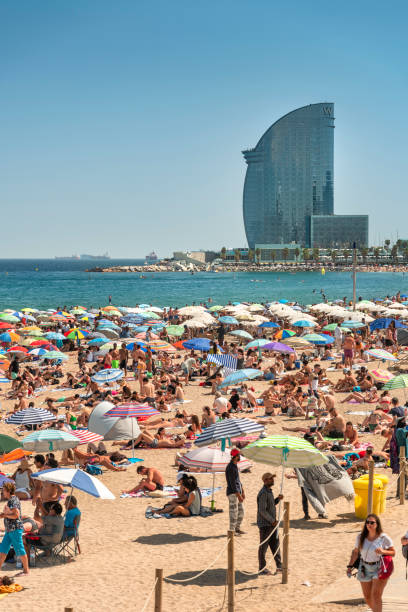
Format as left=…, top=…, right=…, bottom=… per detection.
left=357, top=560, right=380, bottom=582
left=0, top=529, right=26, bottom=557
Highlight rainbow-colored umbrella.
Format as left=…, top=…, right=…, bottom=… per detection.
left=275, top=329, right=296, bottom=340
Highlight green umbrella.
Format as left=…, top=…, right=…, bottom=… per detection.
left=42, top=350, right=68, bottom=361
left=209, top=305, right=224, bottom=312
left=241, top=435, right=328, bottom=468
left=322, top=323, right=338, bottom=331
left=382, top=374, right=408, bottom=391
left=0, top=434, right=22, bottom=454
left=142, top=311, right=161, bottom=320
left=166, top=325, right=184, bottom=337
left=0, top=313, right=20, bottom=323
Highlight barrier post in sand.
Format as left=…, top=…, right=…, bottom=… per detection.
left=400, top=447, right=406, bottom=506
left=367, top=459, right=374, bottom=516
left=154, top=568, right=163, bottom=612
left=227, top=530, right=235, bottom=612
left=64, top=608, right=73, bottom=612
left=282, top=501, right=290, bottom=585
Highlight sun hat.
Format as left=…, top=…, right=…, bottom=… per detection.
left=230, top=448, right=240, bottom=457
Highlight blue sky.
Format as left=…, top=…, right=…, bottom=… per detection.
left=1, top=0, right=406, bottom=257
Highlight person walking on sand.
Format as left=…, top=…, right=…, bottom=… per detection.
left=0, top=482, right=29, bottom=575
left=347, top=513, right=395, bottom=612
left=225, top=449, right=245, bottom=535
left=257, top=473, right=283, bottom=575
left=343, top=332, right=355, bottom=369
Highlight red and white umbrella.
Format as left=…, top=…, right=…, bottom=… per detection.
left=104, top=403, right=160, bottom=422
left=70, top=429, right=104, bottom=446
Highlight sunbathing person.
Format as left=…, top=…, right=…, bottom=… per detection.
left=122, top=466, right=165, bottom=493
left=361, top=408, right=393, bottom=432
left=165, top=476, right=201, bottom=517
left=73, top=448, right=127, bottom=471
left=342, top=422, right=359, bottom=447
left=340, top=386, right=379, bottom=404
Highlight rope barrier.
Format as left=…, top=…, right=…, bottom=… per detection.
left=236, top=532, right=287, bottom=576
left=140, top=577, right=158, bottom=612
left=164, top=538, right=231, bottom=583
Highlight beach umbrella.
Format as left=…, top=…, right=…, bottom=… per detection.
left=0, top=313, right=20, bottom=323
left=0, top=331, right=20, bottom=343
left=42, top=350, right=69, bottom=361
left=28, top=347, right=48, bottom=356
left=165, top=325, right=184, bottom=337
left=183, top=338, right=214, bottom=351
left=241, top=435, right=328, bottom=468
left=0, top=434, right=22, bottom=454
left=284, top=337, right=312, bottom=347
left=0, top=322, right=14, bottom=330
left=302, top=334, right=334, bottom=345
left=322, top=323, right=339, bottom=331
left=236, top=313, right=254, bottom=321
left=274, top=329, right=296, bottom=340
left=97, top=328, right=120, bottom=339
left=88, top=337, right=108, bottom=345
left=293, top=320, right=317, bottom=328
left=217, top=368, right=262, bottom=389
left=6, top=407, right=56, bottom=426
left=7, top=345, right=29, bottom=354
left=87, top=331, right=109, bottom=339
left=209, top=305, right=224, bottom=312
left=31, top=468, right=115, bottom=500
left=135, top=332, right=160, bottom=341
left=70, top=429, right=104, bottom=445
left=369, top=318, right=407, bottom=331
left=258, top=322, right=279, bottom=328
left=64, top=329, right=90, bottom=340
left=245, top=339, right=270, bottom=350
left=183, top=319, right=207, bottom=329
left=179, top=446, right=252, bottom=510
left=229, top=330, right=253, bottom=340
left=144, top=340, right=175, bottom=353
left=340, top=321, right=365, bottom=329
left=30, top=339, right=50, bottom=346
left=262, top=341, right=295, bottom=352
left=249, top=304, right=264, bottom=312
left=382, top=374, right=408, bottom=391
left=219, top=316, right=239, bottom=325
left=22, top=430, right=79, bottom=452
left=91, top=368, right=124, bottom=384
left=365, top=349, right=398, bottom=361
left=195, top=418, right=264, bottom=449
left=103, top=403, right=158, bottom=456
left=370, top=369, right=394, bottom=383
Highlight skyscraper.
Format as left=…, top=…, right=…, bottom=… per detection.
left=243, top=103, right=335, bottom=248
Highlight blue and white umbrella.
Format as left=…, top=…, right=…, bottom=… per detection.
left=229, top=330, right=253, bottom=340
left=91, top=368, right=124, bottom=384
left=292, top=320, right=316, bottom=328
left=88, top=338, right=108, bottom=345
left=6, top=407, right=56, bottom=426
left=218, top=368, right=262, bottom=389
left=258, top=322, right=279, bottom=328
left=340, top=321, right=365, bottom=329
left=44, top=332, right=66, bottom=341
left=22, top=430, right=79, bottom=451
left=219, top=316, right=239, bottom=325
left=195, top=418, right=264, bottom=448
left=28, top=347, right=48, bottom=356
left=31, top=468, right=115, bottom=499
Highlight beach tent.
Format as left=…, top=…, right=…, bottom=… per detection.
left=88, top=401, right=141, bottom=441
left=370, top=318, right=407, bottom=331
left=397, top=328, right=408, bottom=346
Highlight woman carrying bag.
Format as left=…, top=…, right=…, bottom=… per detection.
left=347, top=513, right=395, bottom=612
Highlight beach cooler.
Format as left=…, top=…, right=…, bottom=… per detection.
left=359, top=474, right=389, bottom=514
left=353, top=476, right=383, bottom=519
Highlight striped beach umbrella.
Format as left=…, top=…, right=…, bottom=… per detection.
left=195, top=418, right=264, bottom=448
left=22, top=430, right=79, bottom=452
left=179, top=447, right=251, bottom=472
left=70, top=429, right=104, bottom=445
left=165, top=325, right=185, bottom=337
left=64, top=329, right=90, bottom=340
left=370, top=369, right=394, bottom=383
left=28, top=347, right=48, bottom=356
left=365, top=349, right=398, bottom=361
left=0, top=331, right=20, bottom=343
left=0, top=313, right=20, bottom=323
left=217, top=368, right=262, bottom=389
left=274, top=329, right=296, bottom=340
left=241, top=435, right=328, bottom=468
left=382, top=374, right=408, bottom=390
left=91, top=368, right=124, bottom=384
left=6, top=407, right=56, bottom=426
left=104, top=403, right=160, bottom=421
left=302, top=334, right=334, bottom=345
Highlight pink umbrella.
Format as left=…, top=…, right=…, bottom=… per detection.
left=135, top=332, right=159, bottom=341
left=70, top=429, right=104, bottom=445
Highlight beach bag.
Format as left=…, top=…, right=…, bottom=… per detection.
left=402, top=543, right=408, bottom=579
left=86, top=464, right=103, bottom=475
left=378, top=555, right=394, bottom=580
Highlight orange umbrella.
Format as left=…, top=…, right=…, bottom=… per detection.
left=0, top=448, right=31, bottom=463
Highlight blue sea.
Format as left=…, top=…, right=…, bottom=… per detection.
left=0, top=259, right=407, bottom=310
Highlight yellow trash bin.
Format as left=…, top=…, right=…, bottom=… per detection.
left=353, top=477, right=383, bottom=519
left=359, top=474, right=389, bottom=514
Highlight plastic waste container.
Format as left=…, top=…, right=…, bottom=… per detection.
left=359, top=473, right=389, bottom=514
left=353, top=476, right=383, bottom=519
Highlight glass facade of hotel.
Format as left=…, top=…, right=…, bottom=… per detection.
left=309, top=215, right=369, bottom=249
left=243, top=103, right=335, bottom=249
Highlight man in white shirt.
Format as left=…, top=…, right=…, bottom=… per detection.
left=334, top=325, right=343, bottom=351
left=213, top=392, right=231, bottom=415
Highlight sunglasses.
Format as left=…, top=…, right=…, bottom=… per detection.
left=366, top=520, right=376, bottom=525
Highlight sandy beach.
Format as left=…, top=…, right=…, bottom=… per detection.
left=1, top=347, right=406, bottom=612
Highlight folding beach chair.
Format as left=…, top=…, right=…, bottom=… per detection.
left=54, top=515, right=81, bottom=562
left=26, top=535, right=62, bottom=567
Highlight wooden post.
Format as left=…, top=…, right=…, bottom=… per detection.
left=400, top=447, right=406, bottom=506
left=282, top=501, right=290, bottom=585
left=367, top=459, right=375, bottom=516
left=154, top=568, right=163, bottom=612
left=64, top=609, right=73, bottom=612
left=227, top=530, right=235, bottom=612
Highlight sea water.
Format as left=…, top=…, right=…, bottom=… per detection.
left=0, top=259, right=407, bottom=310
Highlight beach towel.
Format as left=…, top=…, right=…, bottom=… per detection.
left=0, top=378, right=9, bottom=383
left=345, top=410, right=371, bottom=416
left=120, top=486, right=221, bottom=499
left=145, top=505, right=213, bottom=519
left=295, top=456, right=354, bottom=515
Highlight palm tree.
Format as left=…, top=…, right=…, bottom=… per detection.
left=330, top=249, right=337, bottom=264
left=384, top=239, right=390, bottom=251
left=282, top=247, right=289, bottom=262
left=255, top=248, right=261, bottom=265
left=403, top=248, right=408, bottom=262
left=302, top=248, right=310, bottom=262
left=312, top=248, right=320, bottom=262
left=234, top=249, right=241, bottom=263
left=343, top=249, right=350, bottom=264
left=374, top=247, right=380, bottom=264
left=391, top=245, right=398, bottom=262
left=248, top=249, right=254, bottom=263
left=220, top=247, right=226, bottom=261
left=361, top=247, right=368, bottom=264
left=294, top=247, right=300, bottom=262
left=270, top=250, right=276, bottom=263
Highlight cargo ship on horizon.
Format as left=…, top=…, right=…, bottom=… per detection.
left=55, top=252, right=111, bottom=260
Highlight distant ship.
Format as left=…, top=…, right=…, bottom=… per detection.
left=145, top=251, right=158, bottom=262
left=55, top=252, right=111, bottom=260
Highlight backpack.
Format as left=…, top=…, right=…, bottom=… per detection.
left=85, top=464, right=103, bottom=475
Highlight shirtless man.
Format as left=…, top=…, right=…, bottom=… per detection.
left=13, top=393, right=28, bottom=412
left=322, top=408, right=346, bottom=438
left=111, top=344, right=120, bottom=370
left=342, top=421, right=359, bottom=447
left=33, top=458, right=64, bottom=521
left=73, top=448, right=127, bottom=471
left=343, top=333, right=355, bottom=369
left=141, top=376, right=156, bottom=405
left=119, top=343, right=129, bottom=376
left=122, top=466, right=164, bottom=493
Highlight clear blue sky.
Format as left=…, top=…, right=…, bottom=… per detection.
left=1, top=0, right=406, bottom=257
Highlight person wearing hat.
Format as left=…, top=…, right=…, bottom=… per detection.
left=256, top=473, right=283, bottom=575
left=225, top=448, right=245, bottom=535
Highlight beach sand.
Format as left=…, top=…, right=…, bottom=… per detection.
left=0, top=353, right=406, bottom=612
